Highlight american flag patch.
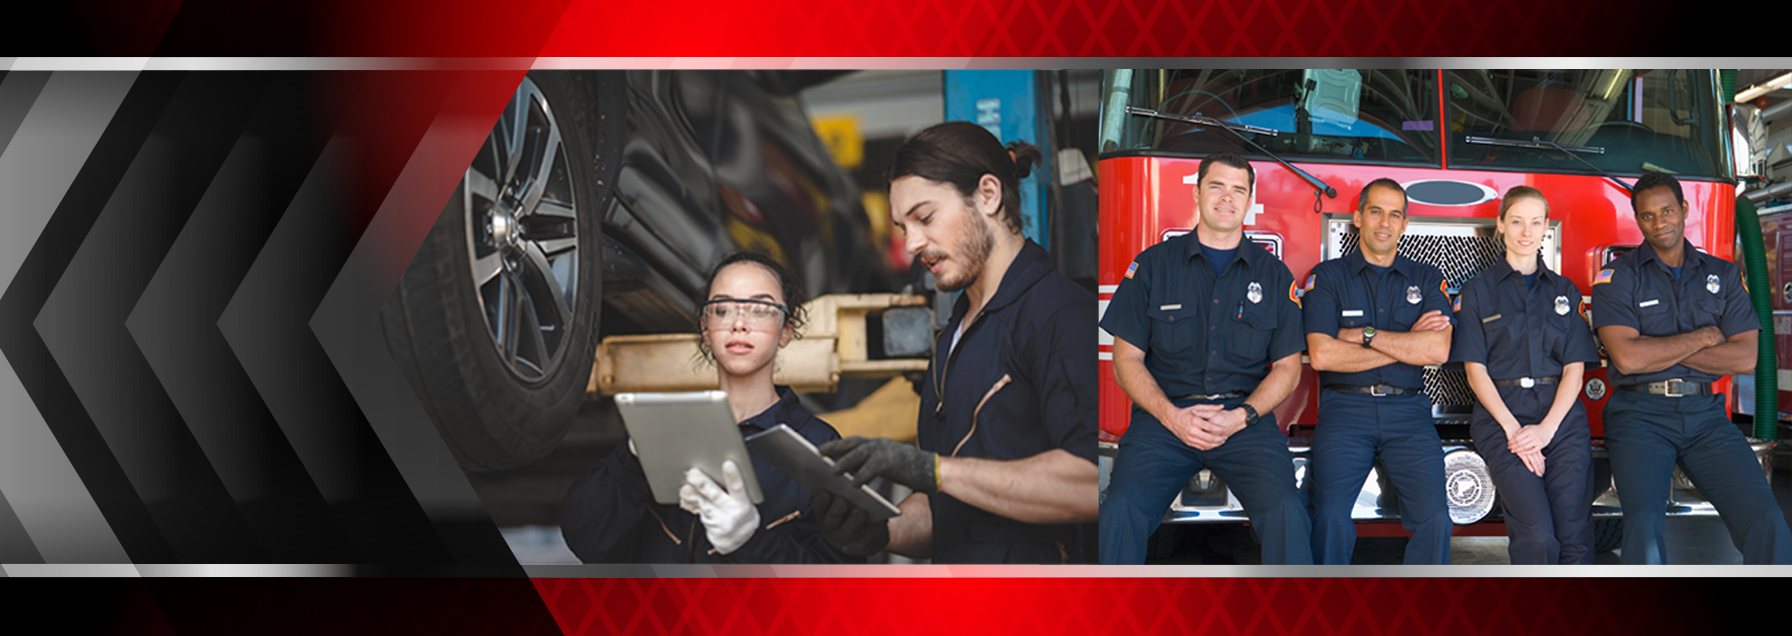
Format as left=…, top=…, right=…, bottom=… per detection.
left=1453, top=296, right=1462, bottom=312
left=1125, top=261, right=1138, bottom=279
left=1594, top=269, right=1615, bottom=285
left=1304, top=273, right=1316, bottom=291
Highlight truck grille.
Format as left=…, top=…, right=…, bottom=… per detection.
left=1329, top=217, right=1560, bottom=418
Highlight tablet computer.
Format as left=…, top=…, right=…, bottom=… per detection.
left=744, top=424, right=902, bottom=521
left=615, top=391, right=763, bottom=505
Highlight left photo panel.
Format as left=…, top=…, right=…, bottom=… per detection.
left=386, top=70, right=1105, bottom=565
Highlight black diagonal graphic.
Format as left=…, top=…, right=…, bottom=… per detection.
left=36, top=71, right=273, bottom=562
left=0, top=71, right=184, bottom=563
left=125, top=72, right=361, bottom=562
left=218, top=73, right=469, bottom=564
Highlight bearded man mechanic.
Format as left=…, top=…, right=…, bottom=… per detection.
left=1592, top=171, right=1792, bottom=564
left=813, top=122, right=1099, bottom=563
left=1098, top=153, right=1310, bottom=565
left=1303, top=178, right=1454, bottom=565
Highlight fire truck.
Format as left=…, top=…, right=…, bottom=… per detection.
left=1094, top=69, right=1778, bottom=557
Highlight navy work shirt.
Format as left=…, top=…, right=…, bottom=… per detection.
left=1450, top=257, right=1600, bottom=379
left=1302, top=248, right=1453, bottom=389
left=560, top=386, right=858, bottom=564
left=1591, top=238, right=1758, bottom=387
left=919, top=240, right=1098, bottom=564
left=1101, top=231, right=1305, bottom=399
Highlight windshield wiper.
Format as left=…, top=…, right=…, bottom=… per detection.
left=1464, top=136, right=1632, bottom=194
left=1127, top=106, right=1337, bottom=201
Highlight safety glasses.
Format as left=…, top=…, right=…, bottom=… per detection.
left=699, top=298, right=789, bottom=330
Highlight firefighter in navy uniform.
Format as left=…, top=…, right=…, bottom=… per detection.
left=812, top=122, right=1099, bottom=564
left=1592, top=171, right=1792, bottom=564
left=1450, top=186, right=1599, bottom=565
left=1303, top=178, right=1454, bottom=565
left=1098, top=153, right=1310, bottom=565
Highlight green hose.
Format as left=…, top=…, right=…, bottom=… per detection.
left=1736, top=195, right=1778, bottom=439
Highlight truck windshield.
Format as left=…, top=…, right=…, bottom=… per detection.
left=1446, top=69, right=1727, bottom=178
left=1098, top=69, right=1440, bottom=164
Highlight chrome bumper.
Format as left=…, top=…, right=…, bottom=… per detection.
left=1096, top=439, right=1778, bottom=525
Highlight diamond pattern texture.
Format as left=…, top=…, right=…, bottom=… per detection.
left=535, top=577, right=1724, bottom=636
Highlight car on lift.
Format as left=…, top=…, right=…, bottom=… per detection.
left=383, top=70, right=893, bottom=470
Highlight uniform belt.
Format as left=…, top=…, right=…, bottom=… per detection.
left=1491, top=376, right=1558, bottom=388
left=1173, top=391, right=1245, bottom=401
left=1615, top=379, right=1711, bottom=397
left=1324, top=383, right=1418, bottom=396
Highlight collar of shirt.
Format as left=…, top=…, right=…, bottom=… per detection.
left=738, top=385, right=810, bottom=435
left=947, top=238, right=1055, bottom=324
left=1485, top=255, right=1560, bottom=287
left=1180, top=230, right=1271, bottom=273
left=1342, top=247, right=1420, bottom=279
left=1633, top=238, right=1712, bottom=275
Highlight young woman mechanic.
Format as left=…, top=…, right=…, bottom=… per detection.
left=559, top=252, right=857, bottom=563
left=1450, top=186, right=1600, bottom=564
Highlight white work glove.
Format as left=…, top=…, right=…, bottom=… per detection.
left=678, top=460, right=759, bottom=555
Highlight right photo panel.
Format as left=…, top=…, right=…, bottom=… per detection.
left=1096, top=68, right=1792, bottom=566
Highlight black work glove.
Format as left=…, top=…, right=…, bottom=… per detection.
left=819, top=436, right=940, bottom=493
left=812, top=489, right=889, bottom=557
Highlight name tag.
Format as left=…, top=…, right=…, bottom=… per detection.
left=1482, top=314, right=1502, bottom=323
left=1638, top=299, right=1660, bottom=308
left=1342, top=310, right=1364, bottom=317
left=1160, top=304, right=1182, bottom=311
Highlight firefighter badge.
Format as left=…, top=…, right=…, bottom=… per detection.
left=1406, top=285, right=1422, bottom=305
left=1707, top=274, right=1720, bottom=294
left=1555, top=295, right=1570, bottom=315
left=1248, top=281, right=1263, bottom=304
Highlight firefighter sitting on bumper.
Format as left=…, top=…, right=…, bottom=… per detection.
left=1098, top=153, right=1311, bottom=565
left=1304, top=178, right=1454, bottom=565
left=1592, top=171, right=1792, bottom=565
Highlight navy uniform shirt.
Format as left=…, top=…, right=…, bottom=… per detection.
left=1302, top=248, right=1453, bottom=389
left=1450, top=257, right=1600, bottom=379
left=918, top=240, right=1097, bottom=564
left=1100, top=231, right=1305, bottom=400
left=560, top=386, right=859, bottom=564
left=1591, top=238, right=1758, bottom=387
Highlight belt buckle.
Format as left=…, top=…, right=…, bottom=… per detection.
left=1370, top=384, right=1389, bottom=397
left=1519, top=377, right=1535, bottom=389
left=1663, top=379, right=1685, bottom=398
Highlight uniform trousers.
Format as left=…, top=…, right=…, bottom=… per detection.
left=1468, top=384, right=1594, bottom=565
left=1100, top=397, right=1311, bottom=565
left=1310, top=390, right=1451, bottom=565
left=1603, top=391, right=1792, bottom=564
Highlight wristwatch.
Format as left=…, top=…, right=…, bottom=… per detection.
left=1240, top=403, right=1260, bottom=427
left=1361, top=326, right=1377, bottom=349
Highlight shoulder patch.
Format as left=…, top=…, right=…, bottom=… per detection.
left=1289, top=279, right=1301, bottom=308
left=1303, top=273, right=1316, bottom=291
left=1124, top=261, right=1138, bottom=279
left=1594, top=269, right=1615, bottom=285
left=1452, top=295, right=1462, bottom=312
left=1438, top=278, right=1449, bottom=294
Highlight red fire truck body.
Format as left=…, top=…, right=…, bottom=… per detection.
left=1095, top=68, right=1764, bottom=533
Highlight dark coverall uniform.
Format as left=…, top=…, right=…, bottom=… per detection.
left=1098, top=231, right=1310, bottom=565
left=1303, top=248, right=1453, bottom=564
left=918, top=240, right=1098, bottom=564
left=1591, top=238, right=1792, bottom=564
left=559, top=386, right=860, bottom=563
left=1450, top=258, right=1599, bottom=564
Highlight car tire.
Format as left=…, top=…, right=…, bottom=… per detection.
left=1593, top=517, right=1623, bottom=553
left=384, top=72, right=625, bottom=470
